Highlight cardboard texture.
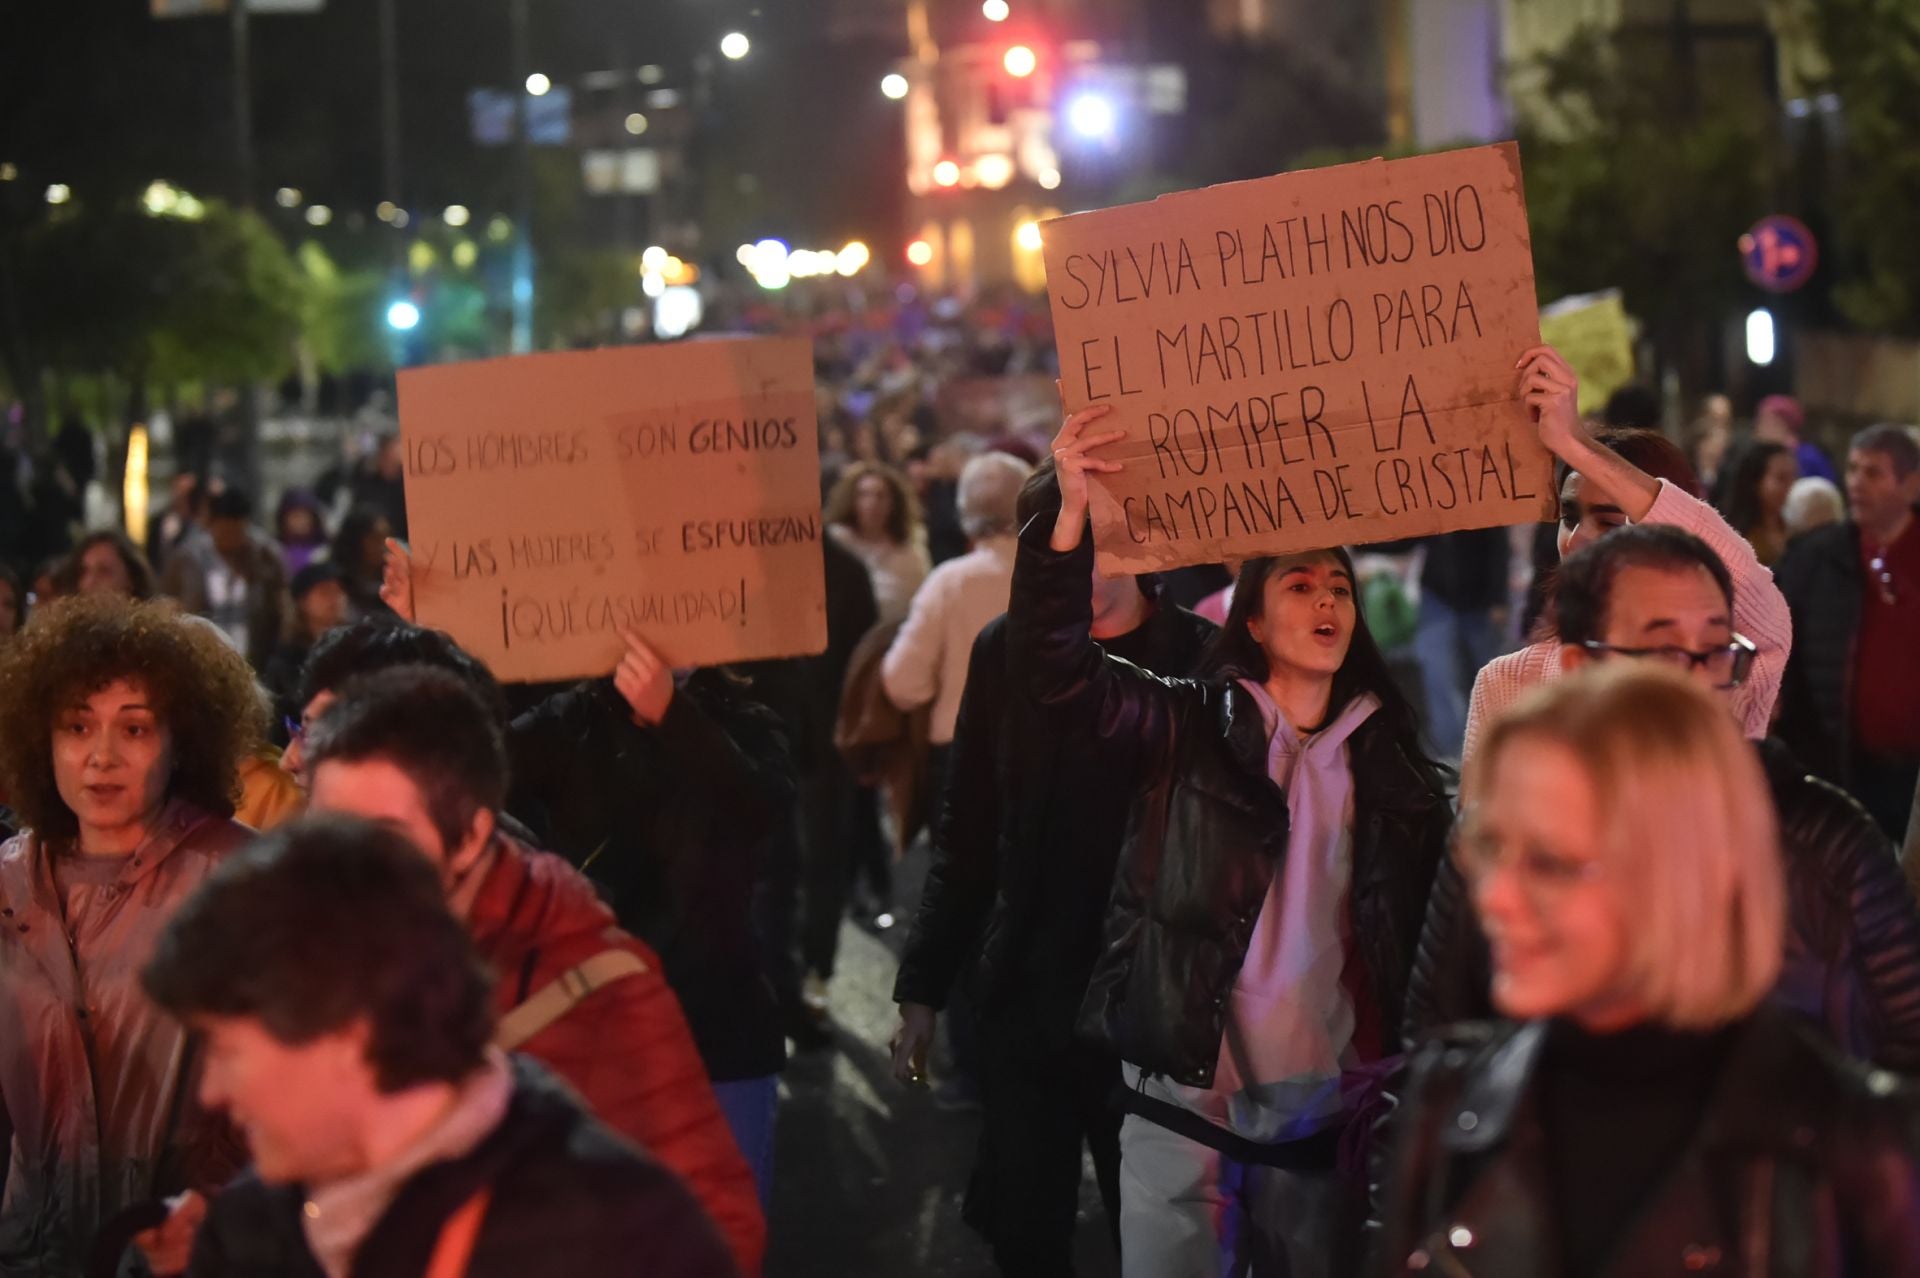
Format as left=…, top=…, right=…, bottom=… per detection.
left=1041, top=141, right=1558, bottom=574
left=397, top=338, right=828, bottom=682
left=1540, top=289, right=1636, bottom=416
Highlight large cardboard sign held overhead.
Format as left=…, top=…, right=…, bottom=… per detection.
left=397, top=339, right=828, bottom=682
left=1041, top=142, right=1558, bottom=574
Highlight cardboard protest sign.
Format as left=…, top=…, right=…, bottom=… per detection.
left=1041, top=142, right=1558, bottom=574
left=1540, top=289, right=1636, bottom=416
left=397, top=338, right=828, bottom=682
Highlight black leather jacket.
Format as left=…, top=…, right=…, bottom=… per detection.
left=1405, top=739, right=1920, bottom=1072
left=891, top=603, right=1216, bottom=1037
left=1009, top=521, right=1454, bottom=1087
left=1369, top=1008, right=1920, bottom=1277
left=1777, top=521, right=1862, bottom=786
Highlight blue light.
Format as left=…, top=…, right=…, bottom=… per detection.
left=386, top=299, right=422, bottom=332
left=1066, top=92, right=1116, bottom=140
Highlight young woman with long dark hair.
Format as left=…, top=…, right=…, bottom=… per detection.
left=1717, top=438, right=1798, bottom=567
left=1007, top=405, right=1454, bottom=1277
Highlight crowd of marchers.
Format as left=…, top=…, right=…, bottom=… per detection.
left=0, top=335, right=1916, bottom=1277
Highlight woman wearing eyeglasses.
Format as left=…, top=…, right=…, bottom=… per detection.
left=1464, top=347, right=1793, bottom=760
left=1373, top=664, right=1920, bottom=1278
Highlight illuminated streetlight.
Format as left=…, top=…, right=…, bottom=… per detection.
left=720, top=32, right=750, bottom=60
left=625, top=112, right=649, bottom=135
left=525, top=72, right=552, bottom=96
left=443, top=204, right=471, bottom=228
left=275, top=186, right=302, bottom=208
left=305, top=204, right=332, bottom=226
left=45, top=183, right=71, bottom=205
left=1003, top=45, right=1037, bottom=77
left=392, top=209, right=412, bottom=228
left=983, top=0, right=1010, bottom=19
left=1015, top=220, right=1044, bottom=252
left=386, top=299, right=422, bottom=332
left=452, top=241, right=479, bottom=270
left=836, top=241, right=871, bottom=276
left=1038, top=167, right=1062, bottom=190
left=1067, top=92, right=1116, bottom=139
left=376, top=200, right=398, bottom=222
left=907, top=239, right=934, bottom=267
left=881, top=73, right=909, bottom=100
left=487, top=216, right=512, bottom=243
left=1746, top=308, right=1776, bottom=366
left=933, top=159, right=961, bottom=187
left=975, top=154, right=1014, bottom=190
left=0, top=164, right=17, bottom=182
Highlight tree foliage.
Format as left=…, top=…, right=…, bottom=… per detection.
left=1513, top=32, right=1779, bottom=385
left=8, top=197, right=305, bottom=393
left=1787, top=0, right=1920, bottom=333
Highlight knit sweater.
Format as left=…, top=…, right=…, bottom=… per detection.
left=1463, top=479, right=1793, bottom=760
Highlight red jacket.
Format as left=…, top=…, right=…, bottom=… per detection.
left=465, top=834, right=765, bottom=1275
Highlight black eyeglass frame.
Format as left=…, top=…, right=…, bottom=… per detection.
left=1577, top=632, right=1759, bottom=690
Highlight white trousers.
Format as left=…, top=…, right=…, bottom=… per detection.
left=1118, top=1111, right=1351, bottom=1278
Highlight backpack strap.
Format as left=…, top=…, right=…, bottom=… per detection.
left=493, top=947, right=649, bottom=1051
left=425, top=1185, right=493, bottom=1278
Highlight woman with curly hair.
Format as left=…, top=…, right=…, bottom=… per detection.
left=824, top=461, right=930, bottom=622
left=0, top=596, right=259, bottom=1275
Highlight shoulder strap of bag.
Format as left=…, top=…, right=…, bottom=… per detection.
left=424, top=1184, right=493, bottom=1278
left=493, top=947, right=649, bottom=1051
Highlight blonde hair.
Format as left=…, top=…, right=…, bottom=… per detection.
left=1468, top=663, right=1784, bottom=1030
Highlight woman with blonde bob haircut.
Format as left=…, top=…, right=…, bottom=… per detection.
left=1475, top=662, right=1785, bottom=1030
left=1372, top=664, right=1920, bottom=1278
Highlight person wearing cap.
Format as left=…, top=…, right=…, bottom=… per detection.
left=1755, top=394, right=1839, bottom=486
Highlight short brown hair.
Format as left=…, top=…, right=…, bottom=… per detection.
left=54, top=531, right=157, bottom=600
left=0, top=596, right=262, bottom=837
left=144, top=815, right=494, bottom=1091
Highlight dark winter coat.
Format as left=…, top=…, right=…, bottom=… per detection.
left=1008, top=520, right=1454, bottom=1087
left=506, top=673, right=792, bottom=1083
left=892, top=602, right=1216, bottom=1044
left=185, top=1058, right=738, bottom=1278
left=1405, top=739, right=1920, bottom=1073
left=1368, top=1008, right=1920, bottom=1277
left=1776, top=521, right=1862, bottom=786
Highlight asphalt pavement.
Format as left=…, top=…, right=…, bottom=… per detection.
left=766, top=843, right=1119, bottom=1278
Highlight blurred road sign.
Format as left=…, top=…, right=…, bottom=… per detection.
left=469, top=88, right=572, bottom=146
left=1740, top=215, right=1819, bottom=293
left=582, top=150, right=661, bottom=195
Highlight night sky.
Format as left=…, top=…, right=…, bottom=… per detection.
left=1, top=0, right=907, bottom=246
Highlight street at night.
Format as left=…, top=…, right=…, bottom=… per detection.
left=3, top=2, right=1919, bottom=1276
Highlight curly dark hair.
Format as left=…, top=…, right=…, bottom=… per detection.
left=823, top=460, right=923, bottom=547
left=0, top=596, right=262, bottom=837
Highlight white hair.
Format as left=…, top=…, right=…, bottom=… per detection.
left=956, top=452, right=1034, bottom=540
left=1783, top=476, right=1844, bottom=538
